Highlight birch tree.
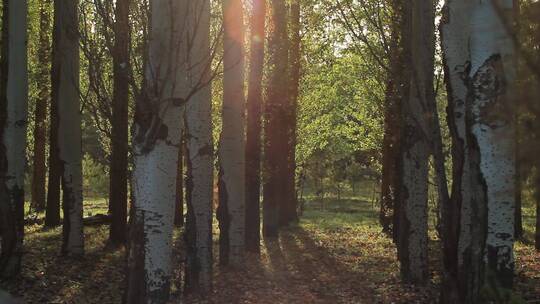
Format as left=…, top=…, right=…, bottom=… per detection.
left=396, top=0, right=432, bottom=285
left=0, top=0, right=28, bottom=278
left=245, top=0, right=266, bottom=253
left=124, top=0, right=187, bottom=301
left=218, top=0, right=246, bottom=266
left=174, top=137, right=185, bottom=227
left=184, top=0, right=214, bottom=292
left=467, top=0, right=516, bottom=293
left=442, top=0, right=517, bottom=301
left=441, top=0, right=475, bottom=301
left=52, top=0, right=84, bottom=256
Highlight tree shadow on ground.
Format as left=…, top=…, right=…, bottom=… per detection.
left=1, top=225, right=125, bottom=304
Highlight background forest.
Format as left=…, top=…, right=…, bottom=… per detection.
left=0, top=0, right=539, bottom=303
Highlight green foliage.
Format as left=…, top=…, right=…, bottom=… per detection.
left=297, top=51, right=384, bottom=195
left=82, top=154, right=109, bottom=198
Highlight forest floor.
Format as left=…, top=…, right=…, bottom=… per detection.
left=2, top=194, right=539, bottom=303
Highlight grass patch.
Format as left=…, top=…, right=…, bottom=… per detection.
left=4, top=189, right=539, bottom=303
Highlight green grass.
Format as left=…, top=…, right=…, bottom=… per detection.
left=299, top=194, right=539, bottom=303
left=8, top=183, right=540, bottom=303
left=24, top=197, right=109, bottom=220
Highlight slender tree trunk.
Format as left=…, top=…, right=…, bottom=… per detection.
left=31, top=0, right=51, bottom=212
left=533, top=0, right=540, bottom=253
left=263, top=0, right=289, bottom=238
left=281, top=0, right=300, bottom=226
left=46, top=0, right=62, bottom=227
left=218, top=0, right=246, bottom=266
left=536, top=166, right=540, bottom=251
left=0, top=0, right=28, bottom=278
left=109, top=0, right=131, bottom=245
left=45, top=68, right=61, bottom=227
left=124, top=0, right=188, bottom=301
left=513, top=0, right=523, bottom=241
left=441, top=0, right=476, bottom=302
left=514, top=134, right=523, bottom=239
left=245, top=0, right=265, bottom=254
left=53, top=0, right=84, bottom=257
left=175, top=134, right=184, bottom=227
left=380, top=0, right=404, bottom=239
left=45, top=65, right=61, bottom=228
left=184, top=0, right=214, bottom=294
left=397, top=0, right=433, bottom=285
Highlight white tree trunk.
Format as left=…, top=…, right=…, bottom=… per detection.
left=54, top=0, right=84, bottom=256
left=126, top=0, right=187, bottom=302
left=0, top=0, right=28, bottom=278
left=184, top=0, right=214, bottom=293
left=442, top=0, right=517, bottom=301
left=468, top=0, right=516, bottom=290
left=441, top=0, right=482, bottom=302
left=218, top=0, right=246, bottom=267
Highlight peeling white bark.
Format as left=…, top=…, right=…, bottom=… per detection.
left=440, top=0, right=482, bottom=301
left=55, top=0, right=84, bottom=256
left=219, top=0, right=246, bottom=266
left=469, top=0, right=516, bottom=286
left=0, top=0, right=28, bottom=276
left=441, top=0, right=473, bottom=270
left=441, top=0, right=517, bottom=300
left=128, top=0, right=190, bottom=301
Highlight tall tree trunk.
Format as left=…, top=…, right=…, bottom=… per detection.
left=514, top=133, right=523, bottom=239
left=53, top=0, right=84, bottom=257
left=46, top=0, right=62, bottom=228
left=0, top=0, right=28, bottom=278
left=175, top=135, right=184, bottom=227
left=513, top=0, right=523, bottom=241
left=263, top=0, right=289, bottom=238
left=31, top=0, right=51, bottom=212
left=534, top=0, right=540, bottom=253
left=45, top=57, right=61, bottom=227
left=184, top=0, right=214, bottom=294
left=109, top=0, right=131, bottom=245
left=536, top=166, right=540, bottom=251
left=245, top=0, right=265, bottom=254
left=124, top=0, right=188, bottom=301
left=397, top=0, right=433, bottom=285
left=441, top=0, right=476, bottom=301
left=466, top=0, right=516, bottom=297
left=380, top=0, right=404, bottom=239
left=442, top=0, right=518, bottom=300
left=281, top=0, right=300, bottom=226
left=218, top=0, right=246, bottom=266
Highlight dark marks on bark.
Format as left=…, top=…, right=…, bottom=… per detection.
left=471, top=55, right=512, bottom=129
